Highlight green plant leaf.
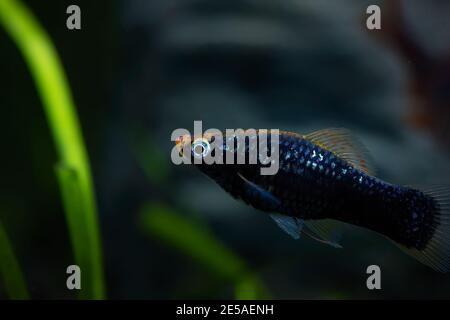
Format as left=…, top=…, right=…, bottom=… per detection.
left=131, top=135, right=170, bottom=185
left=140, top=203, right=270, bottom=299
left=0, top=221, right=29, bottom=299
left=0, top=0, right=105, bottom=299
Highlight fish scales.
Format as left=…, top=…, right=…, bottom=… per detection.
left=238, top=132, right=435, bottom=250
left=176, top=128, right=450, bottom=272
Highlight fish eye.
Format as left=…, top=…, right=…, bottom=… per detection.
left=192, top=139, right=210, bottom=158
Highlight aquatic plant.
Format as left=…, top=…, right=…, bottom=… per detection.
left=0, top=221, right=29, bottom=299
left=140, top=203, right=269, bottom=299
left=0, top=0, right=105, bottom=299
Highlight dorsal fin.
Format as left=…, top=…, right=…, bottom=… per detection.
left=304, top=128, right=375, bottom=175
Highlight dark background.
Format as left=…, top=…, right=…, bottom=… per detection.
left=1, top=0, right=450, bottom=299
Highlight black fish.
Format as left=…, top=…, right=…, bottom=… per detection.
left=176, top=128, right=450, bottom=272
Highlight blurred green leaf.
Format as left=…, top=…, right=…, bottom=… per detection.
left=140, top=203, right=270, bottom=299
left=0, top=0, right=105, bottom=299
left=234, top=275, right=268, bottom=300
left=132, top=136, right=170, bottom=185
left=0, top=221, right=29, bottom=299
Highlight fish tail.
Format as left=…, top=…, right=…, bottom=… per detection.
left=393, top=185, right=450, bottom=272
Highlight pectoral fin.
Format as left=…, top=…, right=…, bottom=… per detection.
left=236, top=173, right=305, bottom=239
left=237, top=172, right=284, bottom=213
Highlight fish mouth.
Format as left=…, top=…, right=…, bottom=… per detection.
left=175, top=134, right=189, bottom=149
left=175, top=134, right=195, bottom=159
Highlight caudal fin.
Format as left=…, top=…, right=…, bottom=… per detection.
left=396, top=186, right=450, bottom=272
